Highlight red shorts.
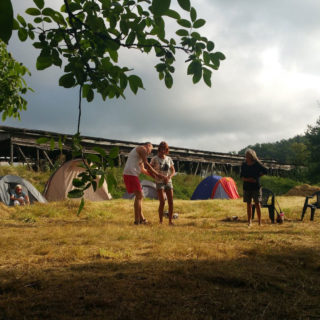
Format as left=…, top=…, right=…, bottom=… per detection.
left=123, top=175, right=142, bottom=193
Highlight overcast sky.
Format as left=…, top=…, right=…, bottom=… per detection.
left=5, top=0, right=320, bottom=153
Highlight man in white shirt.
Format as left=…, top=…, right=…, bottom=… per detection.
left=123, top=142, right=167, bottom=225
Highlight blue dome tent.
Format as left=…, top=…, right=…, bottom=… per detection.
left=191, top=175, right=239, bottom=200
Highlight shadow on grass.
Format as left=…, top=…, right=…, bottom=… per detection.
left=0, top=247, right=320, bottom=320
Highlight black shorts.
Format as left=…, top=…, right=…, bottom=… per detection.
left=243, top=188, right=262, bottom=203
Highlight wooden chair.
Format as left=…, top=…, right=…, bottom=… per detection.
left=252, top=188, right=275, bottom=223
left=301, top=190, right=320, bottom=221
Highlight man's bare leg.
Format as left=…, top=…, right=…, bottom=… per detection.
left=133, top=190, right=143, bottom=224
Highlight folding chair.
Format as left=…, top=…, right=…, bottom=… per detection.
left=252, top=187, right=275, bottom=223
left=301, top=190, right=320, bottom=221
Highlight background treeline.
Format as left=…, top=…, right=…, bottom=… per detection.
left=237, top=117, right=320, bottom=184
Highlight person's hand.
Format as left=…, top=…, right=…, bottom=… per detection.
left=247, top=178, right=256, bottom=183
left=163, top=176, right=169, bottom=184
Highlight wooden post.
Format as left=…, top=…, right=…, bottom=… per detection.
left=17, top=146, right=33, bottom=170
left=10, top=140, right=13, bottom=165
left=36, top=148, right=40, bottom=171
left=42, top=150, right=54, bottom=168
left=194, top=162, right=200, bottom=175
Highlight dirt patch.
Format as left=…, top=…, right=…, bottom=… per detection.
left=286, top=184, right=320, bottom=197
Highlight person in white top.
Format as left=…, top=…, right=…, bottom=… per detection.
left=151, top=141, right=175, bottom=225
left=123, top=142, right=167, bottom=225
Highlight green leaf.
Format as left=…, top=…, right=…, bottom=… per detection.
left=177, top=19, right=191, bottom=28
left=192, top=72, right=202, bottom=84
left=109, top=50, right=118, bottom=62
left=34, top=17, right=43, bottom=23
left=109, top=147, right=119, bottom=159
left=43, top=17, right=52, bottom=23
left=42, top=7, right=55, bottom=16
left=152, top=0, right=171, bottom=16
left=86, top=154, right=101, bottom=164
left=18, top=28, right=28, bottom=41
left=207, top=41, right=215, bottom=52
left=193, top=19, right=206, bottom=28
left=12, top=18, right=19, bottom=30
left=77, top=198, right=85, bottom=216
left=190, top=31, right=201, bottom=40
left=87, top=87, right=94, bottom=102
left=0, top=0, right=13, bottom=43
left=68, top=2, right=82, bottom=12
left=107, top=173, right=117, bottom=191
left=203, top=68, right=212, bottom=87
left=187, top=60, right=201, bottom=76
left=59, top=73, right=76, bottom=88
left=164, top=73, right=173, bottom=88
left=33, top=0, right=45, bottom=10
left=126, top=31, right=136, bottom=45
left=177, top=0, right=190, bottom=11
left=128, top=75, right=144, bottom=94
left=26, top=8, right=41, bottom=16
left=17, top=14, right=27, bottom=27
left=73, top=178, right=85, bottom=188
left=68, top=189, right=84, bottom=199
left=36, top=137, right=50, bottom=144
left=190, top=7, right=197, bottom=22
left=82, top=84, right=90, bottom=98
left=164, top=9, right=180, bottom=20
left=36, top=55, right=52, bottom=70
left=215, top=51, right=226, bottom=60
left=203, top=51, right=210, bottom=65
left=98, top=176, right=105, bottom=188
left=176, top=29, right=188, bottom=36
left=93, top=146, right=107, bottom=158
left=210, top=52, right=226, bottom=68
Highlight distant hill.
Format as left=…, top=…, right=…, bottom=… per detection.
left=238, top=135, right=308, bottom=164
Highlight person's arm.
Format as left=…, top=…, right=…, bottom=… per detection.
left=24, top=194, right=30, bottom=205
left=136, top=147, right=164, bottom=180
left=241, top=177, right=256, bottom=182
left=168, top=160, right=176, bottom=180
left=258, top=162, right=268, bottom=177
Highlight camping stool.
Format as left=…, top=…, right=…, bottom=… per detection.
left=301, top=190, right=320, bottom=221
left=252, top=188, right=275, bottom=223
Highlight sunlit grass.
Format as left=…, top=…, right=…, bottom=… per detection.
left=0, top=197, right=319, bottom=319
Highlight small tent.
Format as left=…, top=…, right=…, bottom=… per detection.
left=123, top=180, right=159, bottom=200
left=44, top=159, right=112, bottom=201
left=0, top=175, right=47, bottom=206
left=191, top=175, right=239, bottom=200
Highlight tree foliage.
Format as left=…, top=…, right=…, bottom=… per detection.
left=238, top=135, right=309, bottom=165
left=0, top=40, right=33, bottom=121
left=14, top=0, right=225, bottom=103
left=305, top=116, right=320, bottom=183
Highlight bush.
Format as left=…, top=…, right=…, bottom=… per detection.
left=260, top=176, right=301, bottom=195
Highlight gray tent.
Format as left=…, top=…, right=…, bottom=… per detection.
left=123, top=180, right=159, bottom=200
left=0, top=175, right=47, bottom=206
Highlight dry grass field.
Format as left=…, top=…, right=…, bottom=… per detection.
left=0, top=197, right=319, bottom=320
